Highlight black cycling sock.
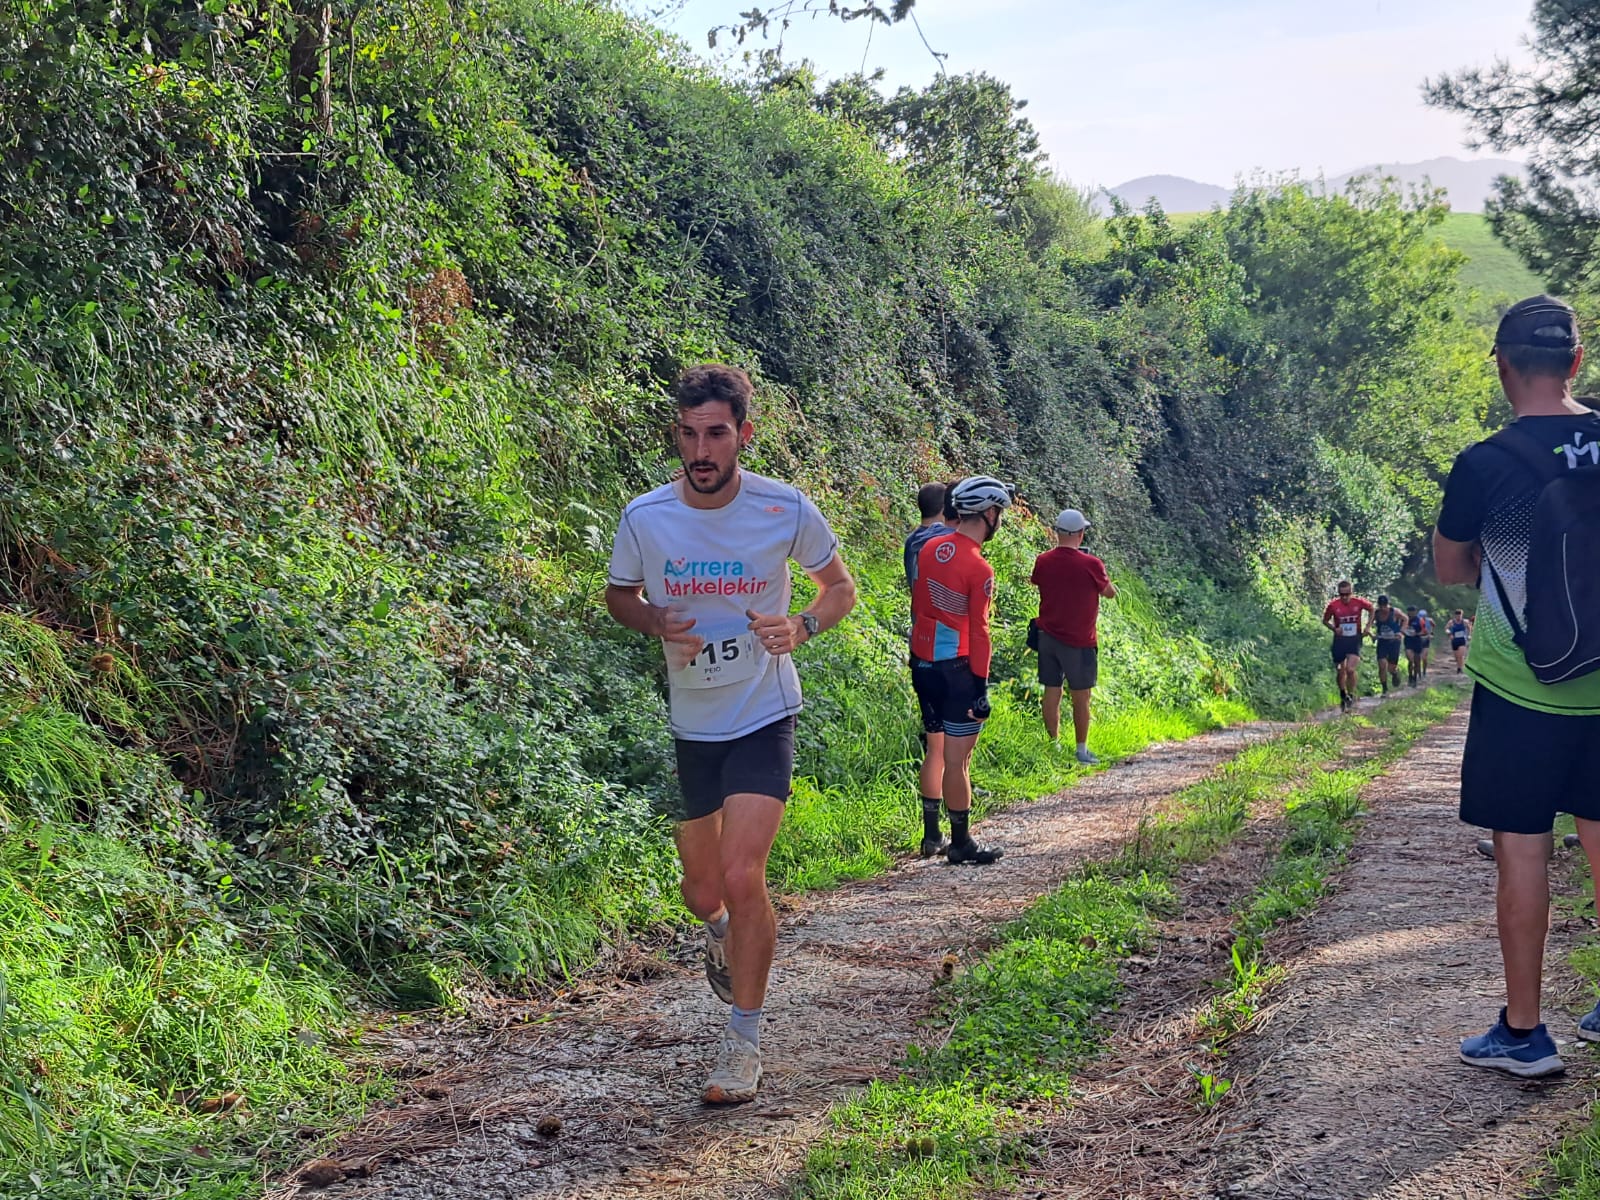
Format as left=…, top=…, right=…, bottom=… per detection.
left=1507, top=1021, right=1538, bottom=1039
left=921, top=797, right=942, bottom=840
left=948, top=808, right=970, bottom=844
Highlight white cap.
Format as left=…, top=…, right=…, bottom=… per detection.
left=1054, top=509, right=1090, bottom=533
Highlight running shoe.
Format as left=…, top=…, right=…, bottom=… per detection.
left=1459, top=1009, right=1564, bottom=1077
left=1579, top=1001, right=1600, bottom=1043
left=1475, top=837, right=1495, bottom=860
left=1567, top=832, right=1584, bottom=850
left=703, top=927, right=733, bottom=1005
left=946, top=838, right=1004, bottom=865
left=919, top=834, right=949, bottom=859
left=1076, top=747, right=1099, bottom=765
left=703, top=1030, right=761, bottom=1103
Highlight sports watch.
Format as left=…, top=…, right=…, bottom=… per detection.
left=799, top=612, right=820, bottom=640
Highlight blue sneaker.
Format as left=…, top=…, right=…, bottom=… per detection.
left=1579, top=1001, right=1600, bottom=1043
left=1459, top=1009, right=1565, bottom=1077
left=1076, top=747, right=1099, bottom=765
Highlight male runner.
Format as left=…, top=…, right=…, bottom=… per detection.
left=904, top=481, right=954, bottom=856
left=1321, top=580, right=1373, bottom=710
left=910, top=474, right=1013, bottom=865
left=1370, top=594, right=1405, bottom=694
left=1447, top=609, right=1472, bottom=673
left=1403, top=605, right=1424, bottom=685
left=1417, top=608, right=1435, bottom=678
left=605, top=364, right=857, bottom=1104
left=1437, top=294, right=1600, bottom=1076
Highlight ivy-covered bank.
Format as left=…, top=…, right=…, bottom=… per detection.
left=0, top=0, right=1500, bottom=1194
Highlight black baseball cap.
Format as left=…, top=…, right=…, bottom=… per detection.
left=1491, top=294, right=1580, bottom=357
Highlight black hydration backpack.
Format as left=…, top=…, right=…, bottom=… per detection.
left=1485, top=422, right=1600, bottom=684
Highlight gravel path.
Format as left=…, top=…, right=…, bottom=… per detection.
left=307, top=718, right=1295, bottom=1200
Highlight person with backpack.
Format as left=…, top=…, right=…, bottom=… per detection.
left=1436, top=294, right=1600, bottom=1078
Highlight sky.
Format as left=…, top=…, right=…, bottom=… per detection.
left=649, top=0, right=1536, bottom=190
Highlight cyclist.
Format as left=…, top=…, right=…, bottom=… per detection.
left=1322, top=580, right=1374, bottom=711
left=904, top=482, right=954, bottom=856
left=910, top=474, right=1013, bottom=866
left=1370, top=594, right=1405, bottom=694
left=605, top=364, right=857, bottom=1105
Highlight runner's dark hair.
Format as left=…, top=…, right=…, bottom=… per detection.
left=674, top=363, right=753, bottom=425
left=1501, top=344, right=1579, bottom=380
left=941, top=479, right=960, bottom=522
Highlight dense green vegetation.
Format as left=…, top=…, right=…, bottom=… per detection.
left=0, top=0, right=1506, bottom=1193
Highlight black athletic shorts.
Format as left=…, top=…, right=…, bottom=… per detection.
left=1404, top=636, right=1422, bottom=654
left=911, top=656, right=984, bottom=738
left=1037, top=629, right=1098, bottom=690
left=1331, top=635, right=1363, bottom=665
left=1461, top=685, right=1600, bottom=835
left=1376, top=639, right=1401, bottom=663
left=674, top=716, right=795, bottom=823
left=1451, top=638, right=1468, bottom=650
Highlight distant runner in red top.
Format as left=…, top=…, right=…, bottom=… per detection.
left=909, top=474, right=1014, bottom=865
left=1322, top=580, right=1375, bottom=711
left=1030, top=508, right=1116, bottom=764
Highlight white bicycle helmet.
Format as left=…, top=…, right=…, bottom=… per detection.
left=948, top=475, right=1016, bottom=516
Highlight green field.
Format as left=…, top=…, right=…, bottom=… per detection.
left=1435, top=211, right=1546, bottom=307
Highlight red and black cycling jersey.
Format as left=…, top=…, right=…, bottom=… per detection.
left=910, top=532, right=995, bottom=676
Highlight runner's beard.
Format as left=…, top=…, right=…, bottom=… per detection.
left=685, top=459, right=737, bottom=495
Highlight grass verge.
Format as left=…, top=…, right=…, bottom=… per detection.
left=793, top=685, right=1461, bottom=1200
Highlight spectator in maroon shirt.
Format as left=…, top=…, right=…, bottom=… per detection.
left=1030, top=509, right=1116, bottom=764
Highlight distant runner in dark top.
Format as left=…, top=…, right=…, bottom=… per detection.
left=910, top=474, right=1014, bottom=865
left=1369, top=593, right=1405, bottom=694
left=1447, top=609, right=1472, bottom=673
left=904, top=481, right=953, bottom=857
left=1416, top=608, right=1435, bottom=678
left=605, top=364, right=857, bottom=1105
left=1322, top=580, right=1374, bottom=711
left=1403, top=605, right=1425, bottom=685
left=1029, top=508, right=1116, bottom=764
left=1436, top=294, right=1600, bottom=1078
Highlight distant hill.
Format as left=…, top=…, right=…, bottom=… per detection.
left=1329, top=157, right=1525, bottom=211
left=1101, top=174, right=1230, bottom=214
left=1101, top=156, right=1526, bottom=215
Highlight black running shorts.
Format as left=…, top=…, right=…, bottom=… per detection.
left=1331, top=635, right=1363, bottom=665
left=1036, top=629, right=1098, bottom=691
left=1376, top=639, right=1401, bottom=663
left=1404, top=636, right=1422, bottom=654
left=674, top=716, right=795, bottom=823
left=1451, top=638, right=1468, bottom=650
left=1460, top=685, right=1600, bottom=835
left=911, top=656, right=984, bottom=738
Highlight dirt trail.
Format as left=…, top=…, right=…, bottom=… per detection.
left=310, top=689, right=1596, bottom=1200
left=1190, top=703, right=1599, bottom=1200
left=992, top=694, right=1600, bottom=1200
left=313, top=718, right=1298, bottom=1200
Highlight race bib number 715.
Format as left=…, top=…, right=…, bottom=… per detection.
left=669, top=629, right=762, bottom=689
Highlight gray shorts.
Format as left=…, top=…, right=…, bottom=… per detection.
left=1037, top=629, right=1098, bottom=690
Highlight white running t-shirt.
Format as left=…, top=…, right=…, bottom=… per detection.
left=607, top=472, right=840, bottom=741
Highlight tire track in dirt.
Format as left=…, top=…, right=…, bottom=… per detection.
left=1186, top=700, right=1600, bottom=1200
left=307, top=718, right=1303, bottom=1200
